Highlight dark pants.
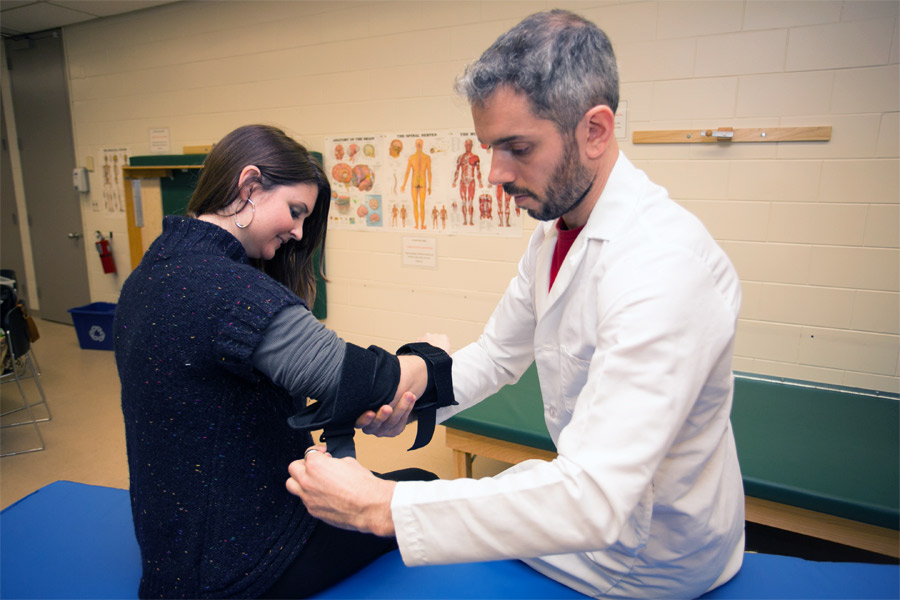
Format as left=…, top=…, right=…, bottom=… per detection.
left=260, top=467, right=438, bottom=599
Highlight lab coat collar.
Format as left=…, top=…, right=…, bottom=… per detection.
left=534, top=151, right=639, bottom=318
left=581, top=150, right=639, bottom=243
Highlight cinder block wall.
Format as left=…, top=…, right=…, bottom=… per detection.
left=67, top=0, right=899, bottom=399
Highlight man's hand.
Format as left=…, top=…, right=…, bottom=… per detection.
left=416, top=332, right=451, bottom=353
left=354, top=391, right=417, bottom=437
left=286, top=448, right=396, bottom=537
left=352, top=336, right=451, bottom=437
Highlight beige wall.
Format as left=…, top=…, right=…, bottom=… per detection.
left=66, top=0, right=899, bottom=401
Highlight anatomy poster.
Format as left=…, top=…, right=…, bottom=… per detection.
left=325, top=130, right=524, bottom=236
left=100, top=147, right=129, bottom=215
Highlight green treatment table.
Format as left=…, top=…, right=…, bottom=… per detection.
left=444, top=365, right=900, bottom=558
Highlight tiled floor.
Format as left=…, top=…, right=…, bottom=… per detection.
left=1, top=317, right=128, bottom=509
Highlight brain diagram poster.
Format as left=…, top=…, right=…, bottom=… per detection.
left=324, top=131, right=524, bottom=236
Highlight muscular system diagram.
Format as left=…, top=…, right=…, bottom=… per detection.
left=452, top=139, right=482, bottom=226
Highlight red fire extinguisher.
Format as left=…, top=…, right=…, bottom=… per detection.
left=95, top=231, right=116, bottom=274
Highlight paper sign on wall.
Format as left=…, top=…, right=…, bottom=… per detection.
left=149, top=128, right=170, bottom=154
left=402, top=236, right=436, bottom=268
left=615, top=101, right=627, bottom=140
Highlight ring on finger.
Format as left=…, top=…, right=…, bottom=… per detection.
left=304, top=447, right=320, bottom=458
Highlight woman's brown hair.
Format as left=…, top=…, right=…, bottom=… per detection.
left=187, top=124, right=330, bottom=305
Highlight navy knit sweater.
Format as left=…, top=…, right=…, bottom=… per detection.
left=115, top=216, right=316, bottom=599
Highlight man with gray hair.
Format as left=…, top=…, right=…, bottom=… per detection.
left=288, top=10, right=745, bottom=598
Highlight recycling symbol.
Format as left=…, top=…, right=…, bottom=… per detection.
left=89, top=325, right=106, bottom=343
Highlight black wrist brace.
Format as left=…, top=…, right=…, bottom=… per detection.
left=396, top=342, right=457, bottom=451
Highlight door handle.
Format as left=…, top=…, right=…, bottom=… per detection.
left=67, top=232, right=83, bottom=240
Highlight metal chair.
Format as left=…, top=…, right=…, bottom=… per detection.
left=1, top=304, right=48, bottom=456
left=0, top=269, right=40, bottom=375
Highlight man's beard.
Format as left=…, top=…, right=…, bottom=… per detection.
left=503, top=136, right=594, bottom=222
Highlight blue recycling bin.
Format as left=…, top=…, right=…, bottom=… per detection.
left=68, top=302, right=116, bottom=351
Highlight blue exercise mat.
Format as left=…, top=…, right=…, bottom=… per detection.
left=310, top=550, right=588, bottom=599
left=314, top=545, right=900, bottom=600
left=2, top=481, right=897, bottom=599
left=1, top=481, right=140, bottom=599
left=699, top=552, right=899, bottom=599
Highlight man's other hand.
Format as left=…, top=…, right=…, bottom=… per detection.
left=286, top=448, right=396, bottom=537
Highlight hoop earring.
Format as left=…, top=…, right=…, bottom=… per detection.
left=234, top=197, right=255, bottom=229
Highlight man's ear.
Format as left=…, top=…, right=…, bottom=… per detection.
left=582, top=105, right=616, bottom=160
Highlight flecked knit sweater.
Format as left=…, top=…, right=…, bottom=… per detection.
left=115, top=216, right=316, bottom=599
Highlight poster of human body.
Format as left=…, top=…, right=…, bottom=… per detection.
left=325, top=130, right=523, bottom=236
left=99, top=147, right=130, bottom=214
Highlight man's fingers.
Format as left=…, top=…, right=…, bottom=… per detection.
left=415, top=333, right=451, bottom=352
left=397, top=390, right=416, bottom=410
left=359, top=405, right=392, bottom=434
left=354, top=410, right=377, bottom=428
left=288, top=459, right=305, bottom=478
left=385, top=391, right=416, bottom=431
left=356, top=391, right=418, bottom=437
left=359, top=405, right=393, bottom=432
left=286, top=476, right=302, bottom=497
left=303, top=445, right=328, bottom=460
left=286, top=459, right=306, bottom=498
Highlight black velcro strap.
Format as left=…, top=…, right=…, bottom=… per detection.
left=319, top=425, right=356, bottom=459
left=396, top=342, right=457, bottom=450
left=411, top=406, right=437, bottom=452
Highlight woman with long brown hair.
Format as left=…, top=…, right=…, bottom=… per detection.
left=114, top=124, right=452, bottom=599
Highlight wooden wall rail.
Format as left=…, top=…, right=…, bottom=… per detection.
left=632, top=126, right=832, bottom=144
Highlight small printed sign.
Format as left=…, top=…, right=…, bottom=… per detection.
left=149, top=127, right=170, bottom=154
left=615, top=101, right=627, bottom=140
left=402, top=236, right=437, bottom=268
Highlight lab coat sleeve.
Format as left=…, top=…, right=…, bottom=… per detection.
left=392, top=243, right=738, bottom=565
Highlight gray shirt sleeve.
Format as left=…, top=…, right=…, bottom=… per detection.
left=251, top=304, right=345, bottom=404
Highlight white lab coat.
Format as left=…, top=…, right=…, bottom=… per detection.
left=392, top=153, right=746, bottom=599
